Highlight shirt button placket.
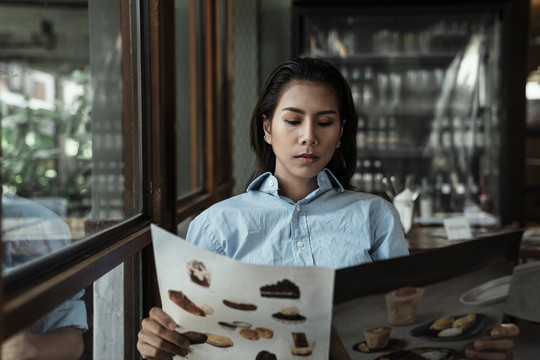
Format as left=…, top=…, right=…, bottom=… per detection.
left=295, top=204, right=313, bottom=265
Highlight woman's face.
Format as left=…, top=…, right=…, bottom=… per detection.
left=263, top=81, right=343, bottom=188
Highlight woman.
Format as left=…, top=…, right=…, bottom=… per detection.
left=137, top=58, right=518, bottom=359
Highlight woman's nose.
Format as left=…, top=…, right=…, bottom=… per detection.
left=300, top=122, right=318, bottom=145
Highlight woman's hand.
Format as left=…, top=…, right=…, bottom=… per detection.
left=137, top=307, right=190, bottom=359
left=465, top=323, right=519, bottom=360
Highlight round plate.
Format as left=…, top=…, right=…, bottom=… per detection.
left=409, top=313, right=486, bottom=341
left=374, top=347, right=455, bottom=360
left=352, top=338, right=406, bottom=353
left=410, top=347, right=457, bottom=360
left=459, top=276, right=512, bottom=306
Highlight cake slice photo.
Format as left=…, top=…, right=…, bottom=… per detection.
left=272, top=305, right=306, bottom=324
left=260, top=278, right=300, bottom=299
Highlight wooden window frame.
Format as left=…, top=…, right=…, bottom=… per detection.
left=176, top=0, right=234, bottom=222
left=1, top=1, right=233, bottom=357
left=142, top=0, right=234, bottom=314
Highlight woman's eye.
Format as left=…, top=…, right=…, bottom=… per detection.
left=318, top=121, right=333, bottom=127
left=285, top=120, right=300, bottom=125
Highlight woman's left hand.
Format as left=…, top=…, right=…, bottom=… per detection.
left=465, top=323, right=519, bottom=360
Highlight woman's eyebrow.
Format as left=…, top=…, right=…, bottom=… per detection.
left=281, top=107, right=337, bottom=116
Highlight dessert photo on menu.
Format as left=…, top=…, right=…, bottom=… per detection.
left=150, top=224, right=335, bottom=360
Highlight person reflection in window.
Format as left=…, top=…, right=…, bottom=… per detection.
left=1, top=191, right=88, bottom=360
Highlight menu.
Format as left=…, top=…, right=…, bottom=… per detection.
left=151, top=224, right=335, bottom=360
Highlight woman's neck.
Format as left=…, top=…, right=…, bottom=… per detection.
left=276, top=176, right=318, bottom=203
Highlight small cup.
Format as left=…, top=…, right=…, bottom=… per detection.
left=364, top=326, right=392, bottom=349
left=385, top=287, right=424, bottom=325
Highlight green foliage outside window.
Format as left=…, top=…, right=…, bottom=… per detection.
left=1, top=68, right=92, bottom=217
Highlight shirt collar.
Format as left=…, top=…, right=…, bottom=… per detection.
left=246, top=169, right=344, bottom=195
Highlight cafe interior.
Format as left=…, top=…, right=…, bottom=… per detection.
left=0, top=0, right=539, bottom=359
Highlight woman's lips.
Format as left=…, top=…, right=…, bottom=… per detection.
left=296, top=154, right=319, bottom=164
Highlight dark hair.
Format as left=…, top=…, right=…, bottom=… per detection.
left=249, top=57, right=358, bottom=189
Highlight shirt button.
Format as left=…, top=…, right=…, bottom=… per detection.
left=268, top=180, right=274, bottom=187
left=297, top=241, right=304, bottom=248
left=296, top=205, right=301, bottom=212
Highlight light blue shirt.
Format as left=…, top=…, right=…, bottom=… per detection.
left=186, top=169, right=409, bottom=269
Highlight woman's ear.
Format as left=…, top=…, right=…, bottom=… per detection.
left=263, top=115, right=272, bottom=144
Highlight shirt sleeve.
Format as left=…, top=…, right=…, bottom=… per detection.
left=185, top=213, right=226, bottom=256
left=369, top=199, right=410, bottom=261
left=27, top=290, right=88, bottom=334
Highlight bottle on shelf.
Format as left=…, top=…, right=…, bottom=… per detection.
left=387, top=116, right=398, bottom=149
left=327, top=29, right=340, bottom=56
left=376, top=116, right=387, bottom=149
left=390, top=72, right=402, bottom=105
left=463, top=117, right=474, bottom=150
left=366, top=117, right=377, bottom=149
left=449, top=171, right=465, bottom=213
left=479, top=175, right=492, bottom=213
left=441, top=116, right=452, bottom=149
left=441, top=180, right=452, bottom=213
left=419, top=177, right=433, bottom=220
left=466, top=174, right=480, bottom=204
left=357, top=116, right=367, bottom=149
left=433, top=174, right=444, bottom=213
left=377, top=72, right=389, bottom=105
left=342, top=31, right=356, bottom=56
left=475, top=117, right=485, bottom=149
left=363, top=66, right=374, bottom=105
left=351, top=67, right=362, bottom=105
left=362, top=159, right=374, bottom=194
left=454, top=182, right=466, bottom=213
left=428, top=117, right=440, bottom=150
left=351, top=159, right=364, bottom=191
left=452, top=116, right=463, bottom=150
left=372, top=159, right=385, bottom=198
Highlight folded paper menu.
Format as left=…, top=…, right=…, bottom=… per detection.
left=151, top=224, right=335, bottom=359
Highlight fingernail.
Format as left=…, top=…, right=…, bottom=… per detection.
left=465, top=348, right=475, bottom=358
left=168, top=321, right=177, bottom=330
left=491, top=329, right=501, bottom=337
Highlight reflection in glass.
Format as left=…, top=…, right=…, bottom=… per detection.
left=1, top=1, right=141, bottom=358
left=175, top=0, right=201, bottom=197
left=1, top=191, right=88, bottom=358
left=0, top=0, right=139, bottom=271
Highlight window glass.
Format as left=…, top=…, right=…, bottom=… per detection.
left=175, top=0, right=203, bottom=197
left=1, top=0, right=140, bottom=272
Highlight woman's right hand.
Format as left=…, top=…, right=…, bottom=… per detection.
left=137, top=307, right=190, bottom=359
